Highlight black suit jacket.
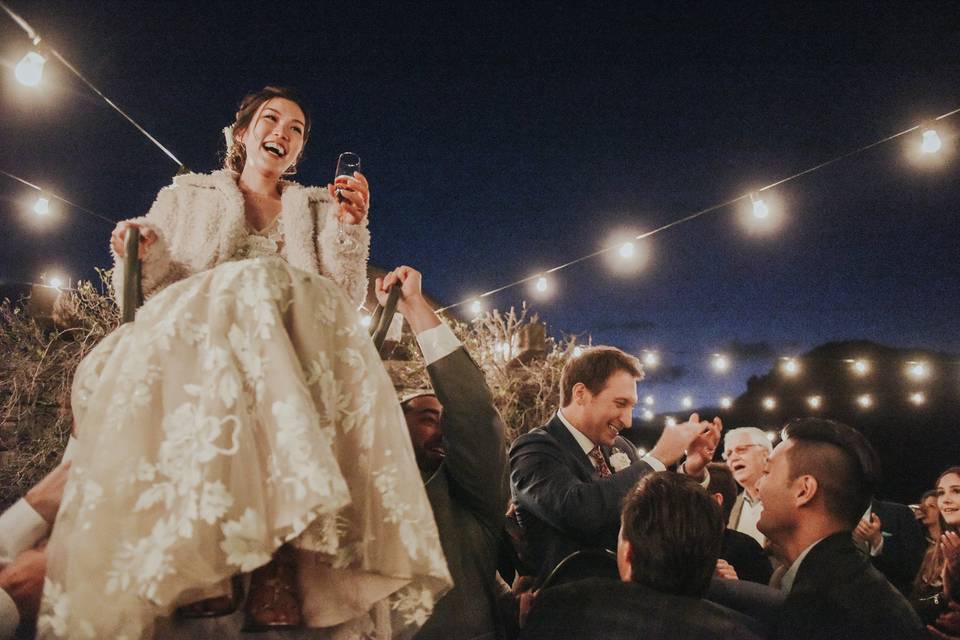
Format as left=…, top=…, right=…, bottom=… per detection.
left=776, top=532, right=925, bottom=640
left=722, top=528, right=773, bottom=585
left=522, top=577, right=765, bottom=640
left=868, top=499, right=926, bottom=596
left=509, top=414, right=654, bottom=582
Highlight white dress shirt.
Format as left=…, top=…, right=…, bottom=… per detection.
left=779, top=536, right=827, bottom=594
left=555, top=409, right=667, bottom=472
left=414, top=322, right=461, bottom=366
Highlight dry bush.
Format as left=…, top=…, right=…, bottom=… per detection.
left=0, top=274, right=119, bottom=510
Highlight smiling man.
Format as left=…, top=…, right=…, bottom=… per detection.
left=722, top=427, right=773, bottom=546
left=509, top=346, right=722, bottom=582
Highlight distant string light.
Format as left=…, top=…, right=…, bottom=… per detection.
left=641, top=409, right=654, bottom=421
left=807, top=395, right=823, bottom=410
left=711, top=354, right=731, bottom=373
left=921, top=129, right=943, bottom=154
left=750, top=193, right=769, bottom=219
left=765, top=431, right=777, bottom=442
left=856, top=394, right=874, bottom=409
left=32, top=194, right=50, bottom=215
left=681, top=396, right=693, bottom=409
left=644, top=395, right=655, bottom=406
left=780, top=357, right=800, bottom=376
left=908, top=391, right=926, bottom=406
left=665, top=416, right=677, bottom=427
left=572, top=346, right=583, bottom=358
left=0, top=170, right=116, bottom=226
left=762, top=397, right=777, bottom=411
left=14, top=50, right=45, bottom=87
left=642, top=350, right=660, bottom=368
left=534, top=276, right=549, bottom=293
left=850, top=359, right=871, bottom=376
left=469, top=299, right=482, bottom=315
left=719, top=397, right=733, bottom=409
left=906, top=361, right=930, bottom=381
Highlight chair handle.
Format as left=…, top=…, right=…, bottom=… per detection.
left=369, top=286, right=400, bottom=352
left=121, top=227, right=143, bottom=324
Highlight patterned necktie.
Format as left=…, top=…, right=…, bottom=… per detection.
left=588, top=446, right=612, bottom=477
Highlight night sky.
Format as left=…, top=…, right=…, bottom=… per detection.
left=1, top=1, right=958, bottom=414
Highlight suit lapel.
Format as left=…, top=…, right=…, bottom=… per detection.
left=544, top=416, right=597, bottom=480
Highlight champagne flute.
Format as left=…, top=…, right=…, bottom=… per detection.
left=334, top=152, right=361, bottom=247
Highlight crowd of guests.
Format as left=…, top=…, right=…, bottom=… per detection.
left=1, top=335, right=957, bottom=639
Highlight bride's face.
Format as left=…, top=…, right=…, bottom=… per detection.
left=237, top=97, right=307, bottom=176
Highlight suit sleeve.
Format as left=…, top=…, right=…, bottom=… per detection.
left=426, top=347, right=509, bottom=533
left=510, top=435, right=654, bottom=540
left=871, top=503, right=925, bottom=591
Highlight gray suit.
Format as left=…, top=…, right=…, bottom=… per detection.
left=415, top=348, right=510, bottom=640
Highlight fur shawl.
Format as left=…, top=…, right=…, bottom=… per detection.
left=111, top=169, right=370, bottom=309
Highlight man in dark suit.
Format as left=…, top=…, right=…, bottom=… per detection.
left=509, top=346, right=721, bottom=582
left=853, top=498, right=926, bottom=596
left=706, top=462, right=773, bottom=585
left=756, top=417, right=925, bottom=640
left=522, top=472, right=764, bottom=640
left=376, top=266, right=510, bottom=640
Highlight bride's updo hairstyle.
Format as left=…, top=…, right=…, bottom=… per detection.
left=224, top=85, right=312, bottom=173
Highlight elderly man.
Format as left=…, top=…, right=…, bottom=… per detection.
left=378, top=266, right=510, bottom=640
left=722, top=427, right=772, bottom=546
left=522, top=472, right=763, bottom=640
left=509, top=346, right=721, bottom=582
left=756, top=418, right=924, bottom=640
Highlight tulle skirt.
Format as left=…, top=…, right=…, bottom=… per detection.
left=39, top=258, right=451, bottom=639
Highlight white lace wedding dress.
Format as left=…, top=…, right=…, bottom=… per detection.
left=39, top=221, right=451, bottom=639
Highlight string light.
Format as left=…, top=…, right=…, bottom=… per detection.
left=780, top=357, right=800, bottom=376
left=856, top=393, right=874, bottom=409
left=642, top=350, right=659, bottom=368
left=641, top=409, right=654, bottom=421
left=921, top=129, right=943, bottom=154
left=711, top=354, right=731, bottom=373
left=1, top=170, right=115, bottom=226
left=750, top=192, right=769, bottom=219
left=469, top=299, right=482, bottom=315
left=850, top=359, right=871, bottom=376
left=534, top=276, right=549, bottom=293
left=15, top=50, right=45, bottom=87
left=665, top=416, right=677, bottom=427
left=806, top=395, right=823, bottom=410
left=681, top=396, right=693, bottom=409
left=637, top=447, right=647, bottom=457
left=32, top=194, right=50, bottom=215
left=572, top=346, right=583, bottom=358
left=644, top=395, right=655, bottom=406
left=906, top=361, right=930, bottom=381
left=719, top=397, right=733, bottom=409
left=618, top=242, right=635, bottom=258
left=908, top=391, right=926, bottom=406
left=762, top=397, right=777, bottom=411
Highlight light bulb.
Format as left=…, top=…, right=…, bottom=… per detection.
left=856, top=394, right=873, bottom=409
left=906, top=361, right=930, bottom=380
left=921, top=129, right=942, bottom=154
left=807, top=395, right=822, bottom=410
left=572, top=346, right=583, bottom=358
left=681, top=396, right=693, bottom=409
left=644, top=395, right=655, bottom=406
left=15, top=51, right=46, bottom=87
left=642, top=351, right=659, bottom=367
left=765, top=431, right=777, bottom=442
left=908, top=391, right=926, bottom=406
left=642, top=409, right=654, bottom=421
left=33, top=195, right=50, bottom=215
left=48, top=276, right=63, bottom=289
left=751, top=194, right=769, bottom=219
left=719, top=397, right=733, bottom=409
left=712, top=354, right=730, bottom=373
left=665, top=416, right=677, bottom=427
left=781, top=358, right=800, bottom=376
left=618, top=242, right=635, bottom=258
left=637, top=447, right=647, bottom=457
left=470, top=299, right=482, bottom=315
left=851, top=359, right=870, bottom=376
left=535, top=276, right=548, bottom=293
left=762, top=397, right=776, bottom=411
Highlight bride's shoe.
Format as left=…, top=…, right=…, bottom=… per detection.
left=176, top=576, right=244, bottom=618
left=241, top=544, right=303, bottom=631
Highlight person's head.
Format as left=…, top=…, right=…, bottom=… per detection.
left=617, top=472, right=723, bottom=597
left=706, top=462, right=738, bottom=522
left=722, top=427, right=772, bottom=492
left=757, top=418, right=880, bottom=546
left=401, top=393, right=445, bottom=475
left=559, top=346, right=642, bottom=447
left=917, top=490, right=941, bottom=530
left=225, top=86, right=312, bottom=177
left=936, top=466, right=960, bottom=532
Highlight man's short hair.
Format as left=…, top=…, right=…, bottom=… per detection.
left=723, top=426, right=773, bottom=454
left=621, top=472, right=723, bottom=597
left=706, top=462, right=738, bottom=521
left=781, top=418, right=881, bottom=529
left=560, top=346, right=642, bottom=407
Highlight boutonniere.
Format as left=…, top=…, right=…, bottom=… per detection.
left=609, top=448, right=631, bottom=472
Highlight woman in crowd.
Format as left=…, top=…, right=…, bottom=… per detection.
left=38, top=86, right=450, bottom=639
left=913, top=467, right=960, bottom=636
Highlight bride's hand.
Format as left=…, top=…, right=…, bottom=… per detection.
left=327, top=171, right=370, bottom=225
left=111, top=221, right=157, bottom=259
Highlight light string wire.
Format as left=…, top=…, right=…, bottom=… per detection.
left=437, top=105, right=960, bottom=313
left=0, top=1, right=185, bottom=169
left=0, top=169, right=116, bottom=225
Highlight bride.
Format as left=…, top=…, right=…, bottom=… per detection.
left=38, top=86, right=451, bottom=639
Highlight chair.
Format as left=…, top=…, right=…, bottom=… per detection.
left=539, top=549, right=619, bottom=591
left=121, top=228, right=399, bottom=349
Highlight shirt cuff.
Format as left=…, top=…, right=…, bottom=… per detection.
left=0, top=587, right=19, bottom=640
left=415, top=323, right=461, bottom=366
left=641, top=453, right=666, bottom=472
left=0, top=499, right=49, bottom=567
left=870, top=536, right=885, bottom=557
left=61, top=436, right=79, bottom=463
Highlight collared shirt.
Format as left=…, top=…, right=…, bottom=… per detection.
left=555, top=409, right=667, bottom=473
left=779, top=536, right=828, bottom=594
left=0, top=499, right=48, bottom=568
left=858, top=504, right=884, bottom=556
left=415, top=322, right=461, bottom=366
left=735, top=492, right=766, bottom=546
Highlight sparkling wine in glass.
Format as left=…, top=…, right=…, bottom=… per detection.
left=334, top=152, right=361, bottom=247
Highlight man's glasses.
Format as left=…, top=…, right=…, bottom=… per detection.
left=721, top=444, right=764, bottom=461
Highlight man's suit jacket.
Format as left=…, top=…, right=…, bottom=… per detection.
left=415, top=347, right=510, bottom=640
left=776, top=532, right=925, bottom=640
left=728, top=492, right=748, bottom=530
left=868, top=499, right=926, bottom=596
left=509, top=415, right=654, bottom=582
left=722, top=528, right=772, bottom=585
left=521, top=577, right=765, bottom=640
